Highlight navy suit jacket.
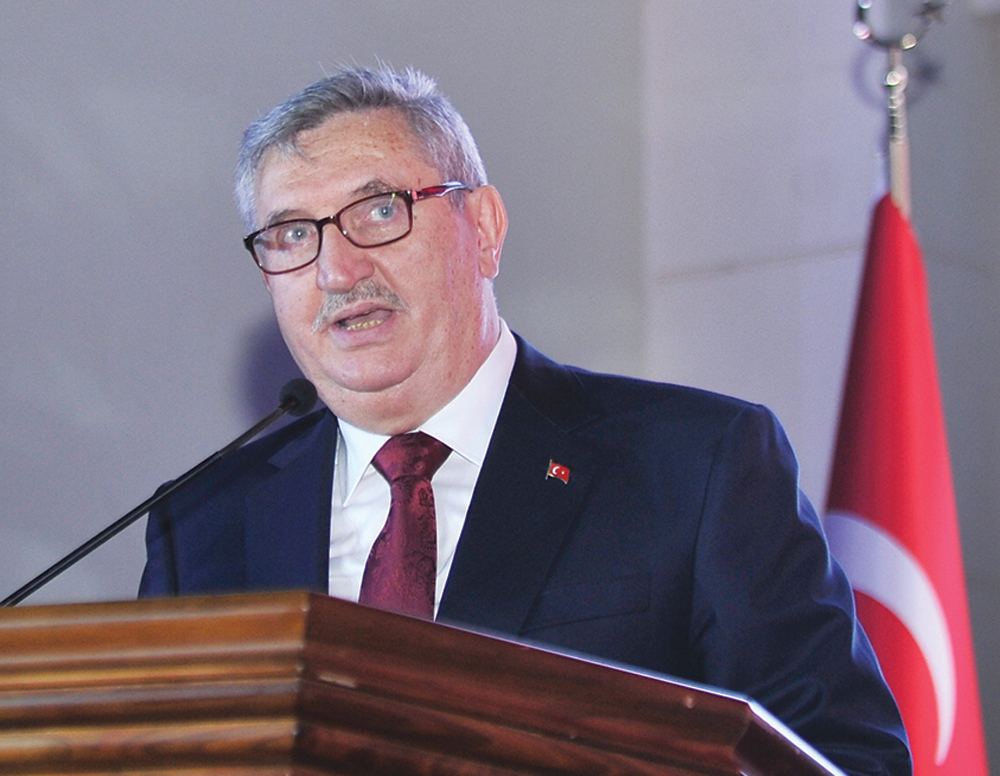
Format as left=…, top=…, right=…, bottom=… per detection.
left=140, top=337, right=910, bottom=776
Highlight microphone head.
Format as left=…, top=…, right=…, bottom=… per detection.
left=279, top=378, right=318, bottom=417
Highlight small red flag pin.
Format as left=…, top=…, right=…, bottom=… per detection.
left=546, top=460, right=570, bottom=484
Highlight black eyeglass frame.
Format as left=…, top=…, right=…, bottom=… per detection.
left=243, top=181, right=473, bottom=275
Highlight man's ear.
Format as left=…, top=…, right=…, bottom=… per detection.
left=470, top=185, right=507, bottom=280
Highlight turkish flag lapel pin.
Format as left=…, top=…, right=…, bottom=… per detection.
left=546, top=460, right=570, bottom=484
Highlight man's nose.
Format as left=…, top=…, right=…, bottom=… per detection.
left=314, top=225, right=375, bottom=293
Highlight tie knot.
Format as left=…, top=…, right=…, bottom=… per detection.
left=372, top=432, right=451, bottom=483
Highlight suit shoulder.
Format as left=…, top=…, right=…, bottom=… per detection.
left=512, top=335, right=762, bottom=432
left=575, top=367, right=752, bottom=417
left=575, top=368, right=790, bottom=454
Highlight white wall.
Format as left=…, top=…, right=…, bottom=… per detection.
left=642, top=2, right=881, bottom=505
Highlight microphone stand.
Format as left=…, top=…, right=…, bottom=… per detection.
left=1, top=379, right=317, bottom=607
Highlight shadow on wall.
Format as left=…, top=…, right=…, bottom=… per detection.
left=239, top=315, right=318, bottom=423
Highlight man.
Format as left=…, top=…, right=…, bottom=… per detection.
left=141, top=65, right=910, bottom=776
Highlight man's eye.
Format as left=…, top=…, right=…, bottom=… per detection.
left=366, top=198, right=400, bottom=222
left=276, top=223, right=313, bottom=246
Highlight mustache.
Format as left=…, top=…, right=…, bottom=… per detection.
left=312, top=279, right=406, bottom=332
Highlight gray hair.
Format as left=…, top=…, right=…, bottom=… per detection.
left=234, top=64, right=488, bottom=231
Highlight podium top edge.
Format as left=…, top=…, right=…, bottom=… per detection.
left=0, top=590, right=314, bottom=627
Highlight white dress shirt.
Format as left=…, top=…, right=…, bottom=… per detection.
left=328, top=322, right=517, bottom=616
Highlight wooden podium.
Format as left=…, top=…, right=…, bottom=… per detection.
left=0, top=592, right=844, bottom=775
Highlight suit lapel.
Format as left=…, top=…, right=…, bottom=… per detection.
left=439, top=339, right=601, bottom=635
left=244, top=411, right=338, bottom=592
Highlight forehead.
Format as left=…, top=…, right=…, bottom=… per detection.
left=254, top=110, right=436, bottom=219
left=298, top=108, right=425, bottom=164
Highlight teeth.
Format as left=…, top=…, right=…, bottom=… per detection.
left=343, top=317, right=385, bottom=332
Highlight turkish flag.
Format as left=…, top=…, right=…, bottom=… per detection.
left=825, top=194, right=988, bottom=775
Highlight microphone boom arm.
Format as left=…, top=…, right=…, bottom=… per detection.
left=1, top=379, right=317, bottom=607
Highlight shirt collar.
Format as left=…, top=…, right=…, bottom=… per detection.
left=337, top=321, right=517, bottom=498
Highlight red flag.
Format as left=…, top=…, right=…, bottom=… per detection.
left=825, top=194, right=988, bottom=775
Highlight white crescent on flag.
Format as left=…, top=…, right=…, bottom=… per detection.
left=824, top=511, right=956, bottom=764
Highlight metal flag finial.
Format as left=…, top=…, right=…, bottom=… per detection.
left=854, top=1, right=946, bottom=218
left=854, top=0, right=947, bottom=50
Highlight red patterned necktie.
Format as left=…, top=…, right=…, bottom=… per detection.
left=359, top=432, right=451, bottom=619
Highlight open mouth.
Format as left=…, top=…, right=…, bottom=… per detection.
left=313, top=280, right=407, bottom=334
left=336, top=308, right=393, bottom=332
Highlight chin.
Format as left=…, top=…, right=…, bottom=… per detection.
left=317, top=365, right=413, bottom=399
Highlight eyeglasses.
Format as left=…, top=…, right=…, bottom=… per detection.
left=243, top=181, right=473, bottom=275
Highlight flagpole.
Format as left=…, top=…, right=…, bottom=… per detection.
left=885, top=45, right=912, bottom=217
left=853, top=0, right=945, bottom=218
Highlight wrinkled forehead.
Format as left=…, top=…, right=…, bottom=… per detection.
left=271, top=109, right=432, bottom=178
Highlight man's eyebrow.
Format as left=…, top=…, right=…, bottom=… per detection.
left=351, top=178, right=397, bottom=198
left=261, top=209, right=303, bottom=228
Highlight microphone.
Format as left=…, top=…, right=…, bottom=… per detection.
left=1, top=378, right=318, bottom=607
left=279, top=378, right=318, bottom=418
